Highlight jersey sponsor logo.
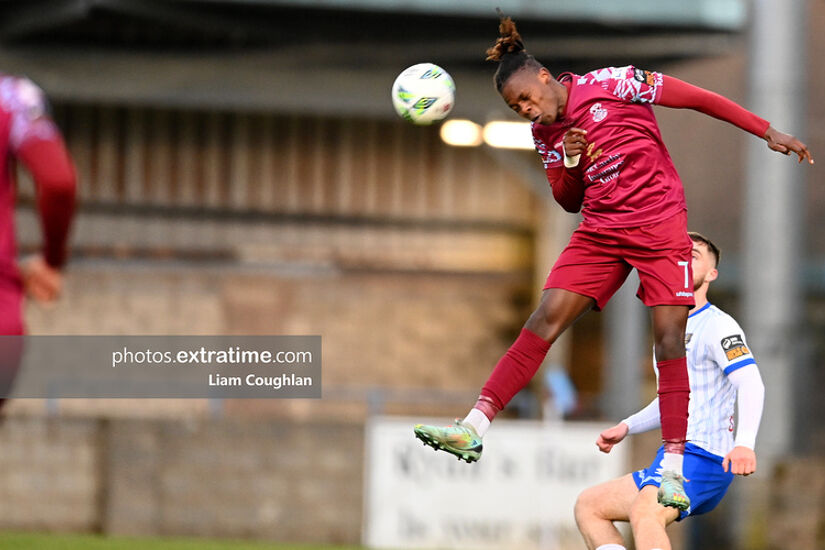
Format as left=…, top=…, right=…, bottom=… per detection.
left=633, top=68, right=657, bottom=86
left=589, top=102, right=608, bottom=122
left=585, top=154, right=622, bottom=184
left=720, top=334, right=750, bottom=361
left=676, top=291, right=693, bottom=298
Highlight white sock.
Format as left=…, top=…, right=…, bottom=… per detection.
left=595, top=544, right=626, bottom=550
left=463, top=408, right=491, bottom=437
left=661, top=452, right=684, bottom=475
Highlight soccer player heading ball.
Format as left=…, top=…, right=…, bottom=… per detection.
left=414, top=11, right=813, bottom=511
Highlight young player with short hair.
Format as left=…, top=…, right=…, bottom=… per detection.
left=413, top=12, right=811, bottom=510
left=573, top=232, right=764, bottom=550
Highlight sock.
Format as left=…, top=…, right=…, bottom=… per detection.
left=661, top=452, right=684, bottom=475
left=656, top=356, right=689, bottom=447
left=477, top=328, right=550, bottom=420
left=595, top=544, right=627, bottom=550
left=463, top=408, right=491, bottom=437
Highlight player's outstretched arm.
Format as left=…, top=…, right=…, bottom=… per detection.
left=657, top=75, right=814, bottom=165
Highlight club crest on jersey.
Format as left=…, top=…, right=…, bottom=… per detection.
left=685, top=333, right=693, bottom=345
left=590, top=102, right=608, bottom=122
left=721, top=334, right=750, bottom=361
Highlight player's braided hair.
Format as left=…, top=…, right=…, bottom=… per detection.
left=485, top=10, right=544, bottom=91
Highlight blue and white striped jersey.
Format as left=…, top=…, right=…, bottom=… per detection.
left=654, top=302, right=756, bottom=457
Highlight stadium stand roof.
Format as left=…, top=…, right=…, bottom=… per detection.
left=0, top=0, right=749, bottom=117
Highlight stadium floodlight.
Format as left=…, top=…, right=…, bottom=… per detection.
left=482, top=121, right=534, bottom=150
left=439, top=119, right=483, bottom=147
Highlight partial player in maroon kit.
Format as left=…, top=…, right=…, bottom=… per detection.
left=413, top=12, right=813, bottom=511
left=0, top=73, right=77, bottom=409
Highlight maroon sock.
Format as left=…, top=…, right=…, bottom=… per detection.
left=476, top=328, right=551, bottom=421
left=657, top=356, right=690, bottom=453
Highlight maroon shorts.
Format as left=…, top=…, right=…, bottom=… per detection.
left=545, top=211, right=694, bottom=311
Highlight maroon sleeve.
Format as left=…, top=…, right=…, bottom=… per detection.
left=657, top=75, right=770, bottom=138
left=546, top=165, right=584, bottom=213
left=15, top=135, right=77, bottom=268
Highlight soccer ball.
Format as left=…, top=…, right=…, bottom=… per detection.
left=391, top=63, right=455, bottom=125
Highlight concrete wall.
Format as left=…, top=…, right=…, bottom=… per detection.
left=0, top=415, right=364, bottom=544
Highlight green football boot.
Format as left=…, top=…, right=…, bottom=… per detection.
left=657, top=470, right=690, bottom=511
left=413, top=419, right=483, bottom=463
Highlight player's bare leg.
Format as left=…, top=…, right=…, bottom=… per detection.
left=574, top=474, right=637, bottom=550
left=650, top=305, right=689, bottom=361
left=524, top=287, right=596, bottom=340
left=414, top=289, right=594, bottom=461
left=650, top=304, right=691, bottom=509
left=629, top=485, right=679, bottom=550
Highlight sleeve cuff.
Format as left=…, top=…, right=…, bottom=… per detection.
left=734, top=430, right=757, bottom=450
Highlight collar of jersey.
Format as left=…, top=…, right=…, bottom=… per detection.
left=689, top=302, right=711, bottom=318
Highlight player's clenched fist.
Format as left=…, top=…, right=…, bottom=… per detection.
left=596, top=422, right=629, bottom=454
left=563, top=127, right=589, bottom=158
left=722, top=446, right=757, bottom=476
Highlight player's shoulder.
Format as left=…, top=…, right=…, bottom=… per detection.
left=530, top=119, right=564, bottom=146
left=699, top=304, right=748, bottom=341
left=572, top=66, right=646, bottom=86
left=531, top=122, right=564, bottom=167
left=0, top=73, right=49, bottom=114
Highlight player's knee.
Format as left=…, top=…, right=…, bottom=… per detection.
left=629, top=493, right=671, bottom=528
left=573, top=486, right=599, bottom=524
left=629, top=493, right=652, bottom=522
left=653, top=330, right=684, bottom=360
left=524, top=305, right=564, bottom=344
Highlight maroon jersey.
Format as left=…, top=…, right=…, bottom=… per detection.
left=532, top=66, right=685, bottom=228
left=532, top=65, right=768, bottom=228
left=0, top=74, right=76, bottom=286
